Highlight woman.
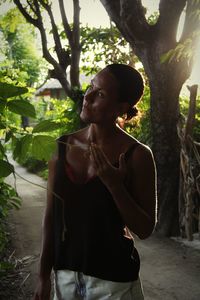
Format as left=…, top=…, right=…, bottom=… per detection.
left=34, top=63, right=157, bottom=300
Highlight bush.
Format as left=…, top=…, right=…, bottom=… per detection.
left=0, top=182, right=21, bottom=258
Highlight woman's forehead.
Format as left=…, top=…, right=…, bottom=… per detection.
left=92, top=69, right=118, bottom=91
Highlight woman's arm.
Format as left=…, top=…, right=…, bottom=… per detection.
left=91, top=143, right=157, bottom=239
left=109, top=145, right=157, bottom=239
left=33, top=157, right=57, bottom=300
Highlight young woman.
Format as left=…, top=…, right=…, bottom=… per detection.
left=34, top=63, right=157, bottom=300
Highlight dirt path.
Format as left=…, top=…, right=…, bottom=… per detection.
left=5, top=157, right=200, bottom=300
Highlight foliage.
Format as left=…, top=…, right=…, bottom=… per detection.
left=19, top=96, right=81, bottom=176
left=0, top=80, right=62, bottom=270
left=160, top=1, right=200, bottom=66
left=79, top=25, right=137, bottom=76
left=179, top=94, right=200, bottom=140
left=0, top=182, right=21, bottom=265
left=124, top=86, right=152, bottom=146
left=160, top=36, right=198, bottom=65
left=0, top=8, right=44, bottom=86
left=44, top=98, right=80, bottom=135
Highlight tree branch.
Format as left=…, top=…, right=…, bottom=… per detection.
left=13, top=0, right=73, bottom=96
left=58, top=0, right=73, bottom=45
left=185, top=84, right=198, bottom=140
left=157, top=0, right=187, bottom=43
left=180, top=0, right=200, bottom=41
left=38, top=0, right=69, bottom=70
left=31, top=0, right=67, bottom=78
left=100, top=0, right=151, bottom=45
left=70, top=0, right=81, bottom=87
left=73, top=0, right=80, bottom=45
left=14, top=0, right=53, bottom=65
left=13, top=0, right=39, bottom=27
left=27, top=0, right=37, bottom=14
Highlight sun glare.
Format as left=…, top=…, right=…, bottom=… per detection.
left=176, top=7, right=200, bottom=89
left=189, top=41, right=200, bottom=85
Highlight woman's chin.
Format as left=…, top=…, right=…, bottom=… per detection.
left=80, top=111, right=90, bottom=123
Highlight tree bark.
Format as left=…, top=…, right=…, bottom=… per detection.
left=100, top=0, right=200, bottom=236
left=13, top=0, right=81, bottom=98
left=178, top=85, right=198, bottom=240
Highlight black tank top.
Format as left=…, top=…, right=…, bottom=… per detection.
left=53, top=134, right=140, bottom=282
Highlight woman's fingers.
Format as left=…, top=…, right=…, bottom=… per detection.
left=90, top=143, right=109, bottom=173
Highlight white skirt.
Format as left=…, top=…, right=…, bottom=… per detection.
left=53, top=270, right=144, bottom=300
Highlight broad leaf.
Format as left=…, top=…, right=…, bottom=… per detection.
left=5, top=131, right=12, bottom=143
left=32, top=120, right=60, bottom=133
left=7, top=99, right=36, bottom=118
left=0, top=160, right=14, bottom=178
left=0, top=142, right=5, bottom=158
left=0, top=82, right=28, bottom=99
left=32, top=135, right=56, bottom=161
left=0, top=99, right=6, bottom=111
left=0, top=122, right=6, bottom=129
left=13, top=135, right=32, bottom=161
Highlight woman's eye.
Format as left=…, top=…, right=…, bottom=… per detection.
left=98, top=91, right=104, bottom=97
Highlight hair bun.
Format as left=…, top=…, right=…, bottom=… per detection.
left=126, top=106, right=138, bottom=120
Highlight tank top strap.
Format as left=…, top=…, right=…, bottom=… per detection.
left=124, top=142, right=140, bottom=162
left=57, top=135, right=67, bottom=160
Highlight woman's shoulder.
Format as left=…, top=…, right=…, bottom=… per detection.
left=123, top=132, right=154, bottom=162
left=57, top=126, right=89, bottom=144
left=128, top=139, right=155, bottom=170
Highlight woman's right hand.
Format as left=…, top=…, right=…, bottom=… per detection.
left=33, top=277, right=51, bottom=300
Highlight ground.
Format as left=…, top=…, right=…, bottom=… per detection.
left=3, top=157, right=200, bottom=300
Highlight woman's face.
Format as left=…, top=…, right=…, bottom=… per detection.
left=80, top=68, right=122, bottom=124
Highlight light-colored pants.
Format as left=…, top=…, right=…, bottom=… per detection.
left=53, top=270, right=144, bottom=300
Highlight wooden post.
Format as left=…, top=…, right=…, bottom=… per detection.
left=178, top=85, right=198, bottom=241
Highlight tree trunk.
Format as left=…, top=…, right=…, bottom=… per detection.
left=149, top=79, right=181, bottom=236
left=99, top=0, right=192, bottom=236
left=133, top=39, right=190, bottom=236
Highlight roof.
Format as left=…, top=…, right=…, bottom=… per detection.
left=35, top=79, right=62, bottom=95
left=35, top=74, right=91, bottom=96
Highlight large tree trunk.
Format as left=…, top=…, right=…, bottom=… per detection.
left=129, top=30, right=191, bottom=235
left=150, top=82, right=181, bottom=236
left=141, top=49, right=187, bottom=236
left=100, top=0, right=200, bottom=236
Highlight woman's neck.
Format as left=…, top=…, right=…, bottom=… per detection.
left=87, top=123, right=122, bottom=145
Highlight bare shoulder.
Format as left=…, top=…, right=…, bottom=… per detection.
left=59, top=126, right=89, bottom=144
left=65, top=127, right=88, bottom=141
left=130, top=142, right=155, bottom=170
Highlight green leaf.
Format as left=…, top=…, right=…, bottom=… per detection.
left=7, top=99, right=36, bottom=118
left=32, top=135, right=56, bottom=161
left=0, top=141, right=5, bottom=157
left=0, top=82, right=28, bottom=99
left=5, top=130, right=12, bottom=143
left=0, top=99, right=7, bottom=111
left=0, top=122, right=6, bottom=129
left=160, top=49, right=173, bottom=64
left=32, top=120, right=60, bottom=133
left=13, top=135, right=32, bottom=161
left=0, top=160, right=14, bottom=178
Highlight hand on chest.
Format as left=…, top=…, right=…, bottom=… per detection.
left=65, top=142, right=120, bottom=184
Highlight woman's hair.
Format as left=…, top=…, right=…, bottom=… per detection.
left=105, top=64, right=144, bottom=119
